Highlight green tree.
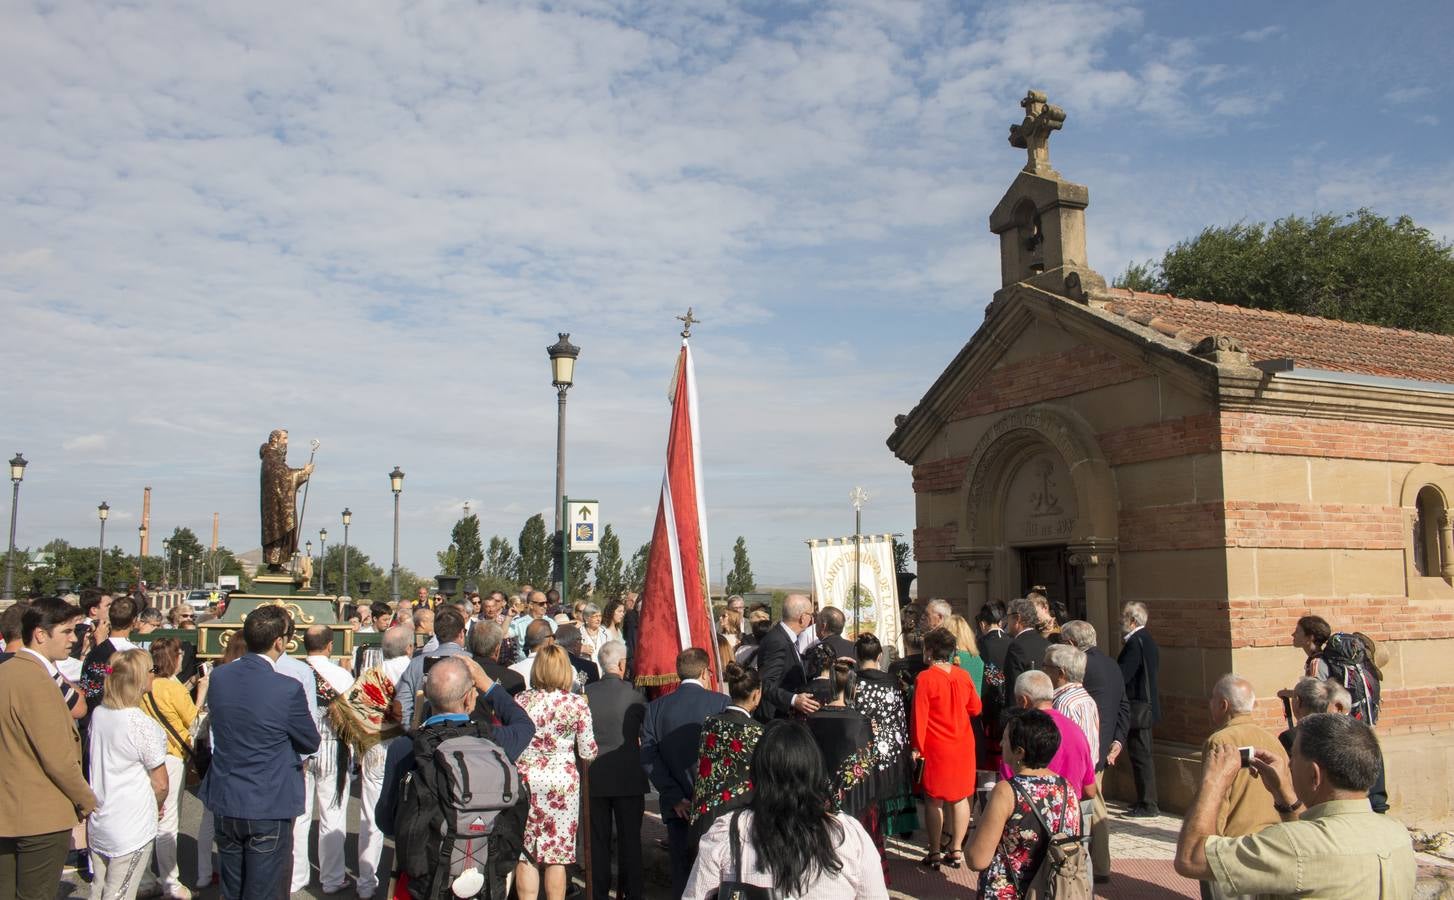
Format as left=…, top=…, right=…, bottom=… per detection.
left=515, top=514, right=552, bottom=587
left=624, top=542, right=651, bottom=593
left=565, top=551, right=593, bottom=603
left=725, top=536, right=756, bottom=595
left=484, top=536, right=515, bottom=581
left=320, top=544, right=385, bottom=600
left=593, top=525, right=625, bottom=601
left=437, top=514, right=484, bottom=585
left=892, top=537, right=913, bottom=574
left=1113, top=210, right=1454, bottom=333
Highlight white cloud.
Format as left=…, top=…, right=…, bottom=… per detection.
left=62, top=434, right=108, bottom=453
left=1239, top=25, right=1283, bottom=42
left=1385, top=86, right=1433, bottom=105
left=1, top=1, right=1446, bottom=583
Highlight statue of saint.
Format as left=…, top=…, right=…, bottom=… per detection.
left=259, top=429, right=314, bottom=572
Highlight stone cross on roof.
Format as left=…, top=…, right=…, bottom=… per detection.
left=1008, top=89, right=1067, bottom=177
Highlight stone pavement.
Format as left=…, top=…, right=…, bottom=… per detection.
left=56, top=789, right=1454, bottom=899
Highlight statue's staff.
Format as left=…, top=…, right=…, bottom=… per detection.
left=295, top=438, right=321, bottom=555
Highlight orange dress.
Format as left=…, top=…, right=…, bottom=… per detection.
left=912, top=663, right=982, bottom=801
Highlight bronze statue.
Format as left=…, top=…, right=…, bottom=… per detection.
left=259, top=429, right=314, bottom=572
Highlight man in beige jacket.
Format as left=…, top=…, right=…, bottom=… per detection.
left=0, top=597, right=98, bottom=899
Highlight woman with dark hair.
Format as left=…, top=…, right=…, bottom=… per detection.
left=682, top=721, right=888, bottom=900
left=807, top=660, right=875, bottom=818
left=853, top=633, right=916, bottom=846
left=967, top=709, right=1080, bottom=897
left=806, top=641, right=835, bottom=706
left=912, top=627, right=982, bottom=870
left=690, top=662, right=765, bottom=840
left=974, top=600, right=1011, bottom=776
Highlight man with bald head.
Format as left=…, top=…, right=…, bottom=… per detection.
left=1202, top=675, right=1287, bottom=865
left=753, top=593, right=822, bottom=721
left=293, top=625, right=356, bottom=894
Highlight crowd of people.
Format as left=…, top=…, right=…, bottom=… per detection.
left=0, top=583, right=1416, bottom=900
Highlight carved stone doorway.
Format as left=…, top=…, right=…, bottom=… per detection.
left=1018, top=545, right=1087, bottom=623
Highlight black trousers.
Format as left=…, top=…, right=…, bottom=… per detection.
left=588, top=794, right=645, bottom=900
left=664, top=813, right=693, bottom=900
left=1127, top=726, right=1158, bottom=810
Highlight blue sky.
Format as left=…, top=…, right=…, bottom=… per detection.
left=2, top=0, right=1451, bottom=586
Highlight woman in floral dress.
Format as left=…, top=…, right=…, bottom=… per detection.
left=967, top=709, right=1080, bottom=898
left=690, top=662, right=764, bottom=840
left=514, top=645, right=598, bottom=900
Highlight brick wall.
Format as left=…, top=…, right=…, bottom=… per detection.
left=1228, top=597, right=1454, bottom=646
left=1224, top=502, right=1405, bottom=549
left=1221, top=412, right=1454, bottom=463
left=1101, top=413, right=1220, bottom=466
left=913, top=525, right=956, bottom=563
left=949, top=346, right=1144, bottom=422
left=911, top=456, right=969, bottom=494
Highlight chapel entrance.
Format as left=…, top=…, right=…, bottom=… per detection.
left=1018, top=545, right=1086, bottom=622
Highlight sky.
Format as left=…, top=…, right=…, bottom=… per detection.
left=3, top=0, right=1452, bottom=587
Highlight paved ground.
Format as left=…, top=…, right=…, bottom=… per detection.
left=57, top=786, right=1453, bottom=899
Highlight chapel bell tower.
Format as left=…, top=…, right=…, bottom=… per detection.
left=989, top=90, right=1105, bottom=296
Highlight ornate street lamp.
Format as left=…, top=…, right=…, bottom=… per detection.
left=4, top=453, right=27, bottom=600
left=547, top=334, right=580, bottom=592
left=341, top=508, right=352, bottom=598
left=389, top=466, right=405, bottom=602
left=96, top=502, right=110, bottom=588
left=162, top=538, right=171, bottom=591
left=435, top=574, right=459, bottom=600
left=318, top=528, right=328, bottom=595
left=137, top=524, right=147, bottom=588
left=358, top=579, right=372, bottom=599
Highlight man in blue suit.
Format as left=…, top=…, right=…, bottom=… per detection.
left=640, top=648, right=728, bottom=899
left=200, top=605, right=321, bottom=899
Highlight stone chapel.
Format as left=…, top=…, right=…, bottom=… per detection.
left=888, top=90, right=1454, bottom=825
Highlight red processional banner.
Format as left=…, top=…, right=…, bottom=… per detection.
left=633, top=339, right=719, bottom=689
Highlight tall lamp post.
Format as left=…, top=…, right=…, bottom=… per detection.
left=305, top=540, right=313, bottom=590
left=389, top=466, right=405, bottom=602
left=137, top=524, right=147, bottom=589
left=850, top=487, right=869, bottom=633
left=547, top=334, right=580, bottom=591
left=96, top=502, right=110, bottom=588
left=162, top=538, right=171, bottom=591
left=318, top=528, right=328, bottom=595
left=4, top=453, right=27, bottom=601
left=341, top=508, right=352, bottom=598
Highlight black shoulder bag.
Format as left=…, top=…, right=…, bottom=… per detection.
left=711, top=809, right=774, bottom=900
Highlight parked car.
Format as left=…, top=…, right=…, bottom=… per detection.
left=185, top=590, right=212, bottom=612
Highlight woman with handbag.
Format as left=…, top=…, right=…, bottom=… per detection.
left=966, top=709, right=1081, bottom=898
left=682, top=721, right=888, bottom=900
left=140, top=637, right=209, bottom=900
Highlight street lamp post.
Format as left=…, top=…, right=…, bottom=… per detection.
left=305, top=540, right=313, bottom=590
left=547, top=334, right=580, bottom=592
left=137, top=524, right=147, bottom=588
left=850, top=487, right=869, bottom=634
left=96, top=502, right=110, bottom=588
left=318, top=528, right=328, bottom=595
left=341, top=508, right=352, bottom=598
left=389, top=467, right=405, bottom=603
left=162, top=538, right=171, bottom=591
left=4, top=453, right=26, bottom=600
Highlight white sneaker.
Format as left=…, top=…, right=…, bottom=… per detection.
left=166, top=886, right=193, bottom=900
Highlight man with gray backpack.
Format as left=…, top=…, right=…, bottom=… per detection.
left=379, top=656, right=536, bottom=899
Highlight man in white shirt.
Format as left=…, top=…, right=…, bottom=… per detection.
left=291, top=625, right=355, bottom=894
left=509, top=618, right=556, bottom=687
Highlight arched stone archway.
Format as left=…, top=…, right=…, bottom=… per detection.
left=952, top=404, right=1120, bottom=649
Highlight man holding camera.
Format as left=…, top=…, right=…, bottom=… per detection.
left=1176, top=713, right=1414, bottom=900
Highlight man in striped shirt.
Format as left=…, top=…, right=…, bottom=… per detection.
left=1045, top=644, right=1100, bottom=759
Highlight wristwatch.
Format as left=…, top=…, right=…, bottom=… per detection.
left=1273, top=798, right=1304, bottom=815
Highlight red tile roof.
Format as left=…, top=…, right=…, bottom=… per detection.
left=1100, top=288, right=1454, bottom=384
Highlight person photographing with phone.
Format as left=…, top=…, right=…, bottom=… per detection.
left=1176, top=712, right=1415, bottom=899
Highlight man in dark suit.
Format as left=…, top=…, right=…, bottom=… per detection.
left=1062, top=619, right=1129, bottom=883
left=1117, top=601, right=1161, bottom=817
left=585, top=640, right=648, bottom=900
left=754, top=593, right=821, bottom=721
left=555, top=624, right=601, bottom=691
left=1001, top=597, right=1051, bottom=712
left=201, top=605, right=321, bottom=899
left=640, top=648, right=729, bottom=898
left=467, top=618, right=525, bottom=696
left=813, top=606, right=856, bottom=662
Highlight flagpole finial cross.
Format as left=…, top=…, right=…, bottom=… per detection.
left=677, top=307, right=701, bottom=339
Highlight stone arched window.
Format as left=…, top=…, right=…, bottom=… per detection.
left=1401, top=464, right=1454, bottom=594
left=1414, top=485, right=1446, bottom=577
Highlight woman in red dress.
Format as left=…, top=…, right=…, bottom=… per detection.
left=912, top=626, right=983, bottom=870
